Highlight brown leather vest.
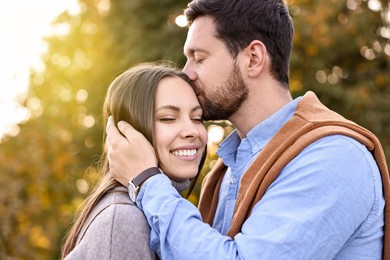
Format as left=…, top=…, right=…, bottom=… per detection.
left=198, top=91, right=390, bottom=258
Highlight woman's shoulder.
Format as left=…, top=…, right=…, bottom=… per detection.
left=97, top=186, right=136, bottom=206
left=66, top=186, right=155, bottom=259
left=86, top=186, right=147, bottom=229
left=97, top=186, right=132, bottom=207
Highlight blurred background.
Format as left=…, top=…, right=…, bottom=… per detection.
left=0, top=0, right=389, bottom=258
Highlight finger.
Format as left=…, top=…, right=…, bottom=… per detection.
left=106, top=116, right=127, bottom=151
left=117, top=120, right=138, bottom=140
left=106, top=116, right=120, bottom=137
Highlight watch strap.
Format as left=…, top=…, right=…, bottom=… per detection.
left=131, top=167, right=161, bottom=187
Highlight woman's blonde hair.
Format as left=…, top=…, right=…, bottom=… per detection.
left=61, top=62, right=205, bottom=257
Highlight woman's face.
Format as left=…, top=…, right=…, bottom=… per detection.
left=153, top=76, right=208, bottom=181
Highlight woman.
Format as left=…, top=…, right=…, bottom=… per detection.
left=61, top=63, right=208, bottom=259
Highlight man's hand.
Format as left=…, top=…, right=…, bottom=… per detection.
left=105, top=116, right=158, bottom=186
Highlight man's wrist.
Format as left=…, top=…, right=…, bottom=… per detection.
left=128, top=167, right=161, bottom=203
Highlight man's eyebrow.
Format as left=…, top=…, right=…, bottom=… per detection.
left=184, top=48, right=207, bottom=57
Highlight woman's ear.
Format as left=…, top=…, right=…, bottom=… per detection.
left=245, top=40, right=267, bottom=77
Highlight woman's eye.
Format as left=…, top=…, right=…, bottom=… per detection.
left=192, top=118, right=203, bottom=123
left=159, top=117, right=175, bottom=122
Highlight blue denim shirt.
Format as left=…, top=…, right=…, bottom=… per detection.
left=137, top=97, right=384, bottom=259
left=212, top=98, right=302, bottom=235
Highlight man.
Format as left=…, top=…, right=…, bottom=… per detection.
left=106, top=0, right=389, bottom=258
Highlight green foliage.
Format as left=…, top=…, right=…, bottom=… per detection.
left=0, top=0, right=388, bottom=258
left=0, top=0, right=189, bottom=258
left=289, top=0, right=390, bottom=160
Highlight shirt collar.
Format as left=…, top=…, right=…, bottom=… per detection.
left=217, top=97, right=302, bottom=165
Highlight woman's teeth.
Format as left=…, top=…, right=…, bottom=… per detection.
left=171, top=149, right=197, bottom=156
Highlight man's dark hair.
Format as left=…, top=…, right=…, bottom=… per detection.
left=184, top=0, right=294, bottom=87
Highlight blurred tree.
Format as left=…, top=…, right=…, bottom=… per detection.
left=289, top=0, right=390, bottom=160
left=0, top=0, right=188, bottom=258
left=0, top=0, right=389, bottom=258
left=191, top=0, right=390, bottom=207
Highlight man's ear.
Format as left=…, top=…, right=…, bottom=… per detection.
left=245, top=40, right=267, bottom=77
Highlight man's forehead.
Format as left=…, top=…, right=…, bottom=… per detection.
left=183, top=32, right=204, bottom=55
left=183, top=17, right=217, bottom=54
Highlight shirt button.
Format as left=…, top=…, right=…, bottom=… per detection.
left=230, top=175, right=237, bottom=184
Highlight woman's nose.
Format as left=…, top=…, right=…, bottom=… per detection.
left=181, top=120, right=200, bottom=139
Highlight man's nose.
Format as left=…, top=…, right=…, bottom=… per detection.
left=182, top=62, right=197, bottom=81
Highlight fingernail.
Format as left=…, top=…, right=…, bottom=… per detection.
left=117, top=121, right=124, bottom=130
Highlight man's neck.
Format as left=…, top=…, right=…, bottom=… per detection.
left=230, top=85, right=292, bottom=139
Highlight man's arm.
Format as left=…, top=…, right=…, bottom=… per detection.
left=137, top=136, right=382, bottom=259
left=107, top=120, right=382, bottom=259
left=105, top=116, right=157, bottom=185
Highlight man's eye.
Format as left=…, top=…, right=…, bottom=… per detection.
left=194, top=55, right=205, bottom=64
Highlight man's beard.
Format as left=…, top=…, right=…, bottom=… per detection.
left=199, top=63, right=249, bottom=121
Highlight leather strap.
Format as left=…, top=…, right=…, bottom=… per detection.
left=132, top=167, right=161, bottom=187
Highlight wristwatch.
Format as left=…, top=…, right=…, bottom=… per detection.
left=128, top=167, right=161, bottom=203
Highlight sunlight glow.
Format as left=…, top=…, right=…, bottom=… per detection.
left=315, top=70, right=327, bottom=84
left=97, top=0, right=111, bottom=15
left=76, top=89, right=89, bottom=104
left=207, top=125, right=225, bottom=144
left=346, top=0, right=359, bottom=11
left=175, top=15, right=188, bottom=27
left=368, top=0, right=382, bottom=12
left=361, top=46, right=376, bottom=60
left=76, top=178, right=89, bottom=194
left=0, top=0, right=78, bottom=142
left=386, top=10, right=390, bottom=23
left=380, top=27, right=390, bottom=39
left=384, top=44, right=390, bottom=56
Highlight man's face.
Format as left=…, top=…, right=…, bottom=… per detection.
left=183, top=16, right=248, bottom=121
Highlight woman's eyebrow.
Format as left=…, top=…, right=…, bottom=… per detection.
left=191, top=105, right=202, bottom=112
left=156, top=105, right=202, bottom=112
left=156, top=105, right=180, bottom=112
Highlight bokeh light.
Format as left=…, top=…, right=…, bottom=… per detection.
left=175, top=15, right=188, bottom=27
left=207, top=124, right=225, bottom=144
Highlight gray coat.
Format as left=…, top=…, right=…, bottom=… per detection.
left=65, top=186, right=155, bottom=260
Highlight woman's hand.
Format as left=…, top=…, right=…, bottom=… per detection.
left=105, top=116, right=158, bottom=186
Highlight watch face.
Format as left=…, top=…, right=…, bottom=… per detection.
left=129, top=189, right=136, bottom=203
left=128, top=182, right=138, bottom=203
